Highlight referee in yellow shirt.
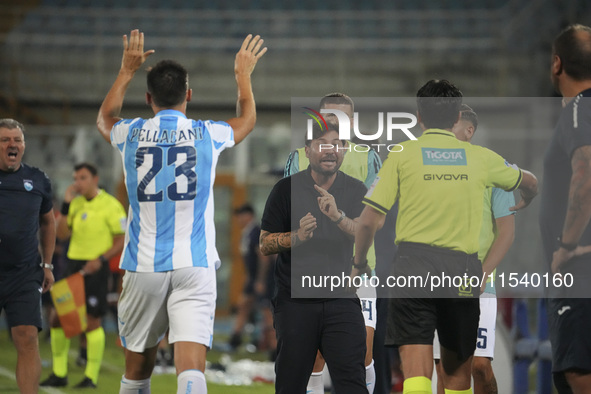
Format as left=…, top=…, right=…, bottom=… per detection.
left=41, top=163, right=126, bottom=389
left=352, top=80, right=538, bottom=394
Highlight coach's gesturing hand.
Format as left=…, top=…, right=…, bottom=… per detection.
left=297, top=213, right=317, bottom=242
left=314, top=185, right=340, bottom=221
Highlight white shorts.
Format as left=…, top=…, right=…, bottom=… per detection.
left=358, top=281, right=377, bottom=330
left=433, top=295, right=496, bottom=359
left=117, top=265, right=217, bottom=352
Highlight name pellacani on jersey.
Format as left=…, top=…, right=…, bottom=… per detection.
left=128, top=127, right=204, bottom=143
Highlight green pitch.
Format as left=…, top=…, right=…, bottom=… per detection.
left=0, top=331, right=274, bottom=393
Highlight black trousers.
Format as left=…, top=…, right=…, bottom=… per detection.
left=372, top=297, right=392, bottom=394
left=273, top=296, right=367, bottom=394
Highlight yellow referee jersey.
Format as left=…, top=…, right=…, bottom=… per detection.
left=363, top=129, right=521, bottom=254
left=67, top=189, right=126, bottom=260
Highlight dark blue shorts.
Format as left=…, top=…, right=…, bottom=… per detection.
left=0, top=266, right=44, bottom=330
left=386, top=242, right=481, bottom=361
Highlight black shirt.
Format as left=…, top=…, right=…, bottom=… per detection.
left=540, top=90, right=591, bottom=265
left=0, top=163, right=53, bottom=276
left=261, top=168, right=367, bottom=300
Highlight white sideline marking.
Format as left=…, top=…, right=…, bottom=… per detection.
left=0, top=365, right=66, bottom=394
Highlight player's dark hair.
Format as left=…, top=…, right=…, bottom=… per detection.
left=460, top=104, right=478, bottom=131
left=416, top=79, right=463, bottom=129
left=320, top=92, right=354, bottom=113
left=0, top=118, right=25, bottom=134
left=74, top=162, right=98, bottom=177
left=305, top=119, right=342, bottom=146
left=147, top=60, right=189, bottom=108
left=553, top=24, right=591, bottom=81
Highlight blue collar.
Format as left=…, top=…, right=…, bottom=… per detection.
left=155, top=109, right=187, bottom=118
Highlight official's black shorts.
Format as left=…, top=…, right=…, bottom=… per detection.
left=548, top=297, right=591, bottom=373
left=0, top=265, right=44, bottom=330
left=387, top=297, right=479, bottom=361
left=386, top=243, right=481, bottom=361
left=388, top=242, right=482, bottom=299
left=65, top=258, right=109, bottom=318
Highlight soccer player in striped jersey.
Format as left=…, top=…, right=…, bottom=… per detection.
left=97, top=30, right=266, bottom=394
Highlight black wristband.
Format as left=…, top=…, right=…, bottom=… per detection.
left=557, top=237, right=577, bottom=251
left=351, top=256, right=368, bottom=270
left=60, top=202, right=70, bottom=216
left=99, top=255, right=108, bottom=265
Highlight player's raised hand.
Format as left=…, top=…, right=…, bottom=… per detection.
left=121, top=29, right=155, bottom=75
left=235, top=34, right=267, bottom=77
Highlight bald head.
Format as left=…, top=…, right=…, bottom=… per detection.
left=553, top=24, right=591, bottom=80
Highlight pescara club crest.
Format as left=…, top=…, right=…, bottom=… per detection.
left=23, top=179, right=33, bottom=191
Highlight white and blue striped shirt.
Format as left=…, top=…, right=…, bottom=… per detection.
left=111, top=109, right=234, bottom=272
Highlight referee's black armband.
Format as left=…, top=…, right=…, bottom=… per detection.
left=60, top=202, right=70, bottom=216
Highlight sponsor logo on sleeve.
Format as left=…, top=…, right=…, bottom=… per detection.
left=504, top=160, right=519, bottom=170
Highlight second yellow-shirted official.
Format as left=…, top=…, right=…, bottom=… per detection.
left=67, top=189, right=126, bottom=260
left=42, top=163, right=126, bottom=389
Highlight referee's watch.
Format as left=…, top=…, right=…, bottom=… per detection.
left=557, top=236, right=577, bottom=252
left=40, top=262, right=54, bottom=271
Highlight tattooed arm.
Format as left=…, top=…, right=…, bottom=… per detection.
left=334, top=215, right=358, bottom=238
left=259, top=230, right=299, bottom=256
left=260, top=213, right=317, bottom=256
left=552, top=145, right=591, bottom=273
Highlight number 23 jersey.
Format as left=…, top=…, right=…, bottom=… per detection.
left=111, top=109, right=234, bottom=272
